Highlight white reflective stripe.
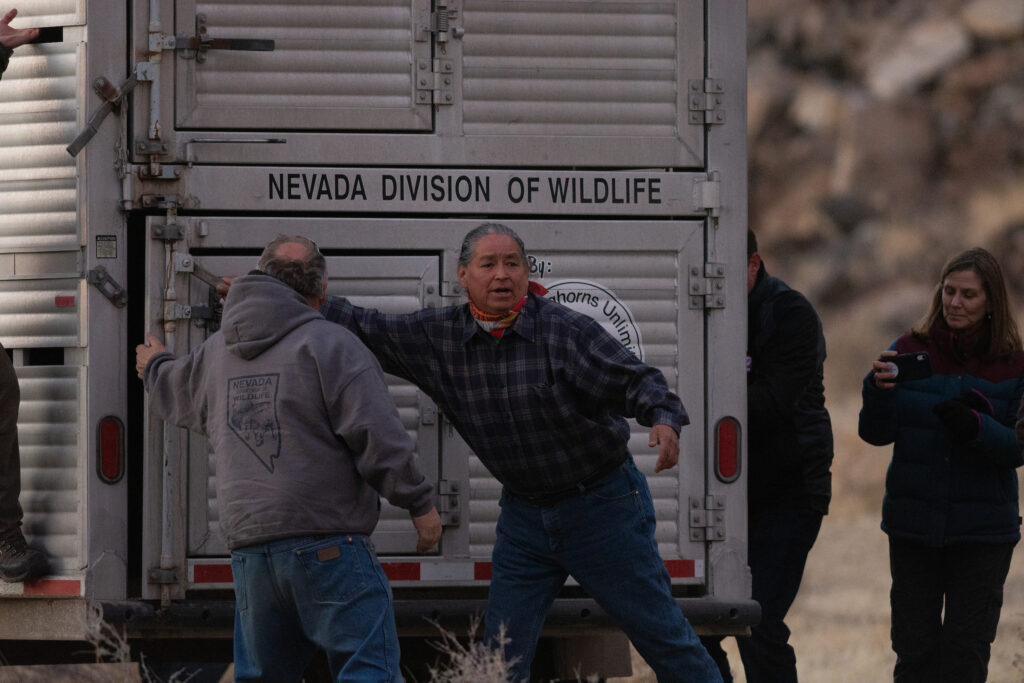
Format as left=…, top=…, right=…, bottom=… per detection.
left=0, top=576, right=81, bottom=596
left=418, top=561, right=475, bottom=582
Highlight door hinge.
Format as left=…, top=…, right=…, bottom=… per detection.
left=688, top=261, right=726, bottom=310
left=693, top=171, right=721, bottom=218
left=87, top=266, right=128, bottom=308
left=416, top=58, right=455, bottom=106
left=163, top=302, right=216, bottom=323
left=688, top=79, right=726, bottom=125
left=438, top=480, right=461, bottom=526
left=140, top=194, right=198, bottom=210
left=689, top=495, right=727, bottom=542
left=151, top=220, right=185, bottom=241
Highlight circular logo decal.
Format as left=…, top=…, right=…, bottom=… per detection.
left=544, top=280, right=644, bottom=360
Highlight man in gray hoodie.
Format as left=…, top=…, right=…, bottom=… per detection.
left=136, top=235, right=441, bottom=682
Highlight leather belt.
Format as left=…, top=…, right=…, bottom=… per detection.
left=513, top=454, right=628, bottom=508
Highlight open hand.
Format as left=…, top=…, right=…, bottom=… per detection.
left=1, top=9, right=39, bottom=48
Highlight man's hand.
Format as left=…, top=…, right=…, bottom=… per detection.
left=649, top=424, right=680, bottom=473
left=412, top=508, right=442, bottom=553
left=215, top=275, right=236, bottom=301
left=135, top=333, right=167, bottom=379
left=1, top=9, right=39, bottom=48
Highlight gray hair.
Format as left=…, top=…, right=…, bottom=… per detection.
left=257, top=234, right=327, bottom=299
left=458, top=223, right=527, bottom=268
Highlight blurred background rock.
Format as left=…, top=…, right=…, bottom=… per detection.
left=749, top=0, right=1024, bottom=390
left=633, top=2, right=1024, bottom=680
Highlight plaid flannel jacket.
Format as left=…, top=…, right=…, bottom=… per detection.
left=321, top=292, right=687, bottom=495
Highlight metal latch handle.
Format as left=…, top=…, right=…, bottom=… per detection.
left=66, top=73, right=139, bottom=157
left=177, top=14, right=275, bottom=63
left=87, top=266, right=128, bottom=308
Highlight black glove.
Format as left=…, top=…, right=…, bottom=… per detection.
left=953, top=388, right=993, bottom=416
left=933, top=399, right=980, bottom=443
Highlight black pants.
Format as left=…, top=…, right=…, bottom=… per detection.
left=889, top=536, right=1016, bottom=683
left=702, top=504, right=823, bottom=683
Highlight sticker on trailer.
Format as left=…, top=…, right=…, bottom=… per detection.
left=544, top=280, right=644, bottom=361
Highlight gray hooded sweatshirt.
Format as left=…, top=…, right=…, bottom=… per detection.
left=144, top=273, right=434, bottom=550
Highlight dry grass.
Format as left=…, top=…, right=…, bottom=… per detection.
left=426, top=618, right=518, bottom=683
left=81, top=602, right=198, bottom=683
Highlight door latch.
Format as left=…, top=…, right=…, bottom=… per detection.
left=87, top=266, right=128, bottom=308
left=66, top=73, right=140, bottom=157
left=174, top=14, right=275, bottom=63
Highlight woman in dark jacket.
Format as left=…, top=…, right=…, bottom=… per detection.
left=859, top=247, right=1023, bottom=683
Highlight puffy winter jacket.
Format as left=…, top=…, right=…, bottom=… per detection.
left=859, top=329, right=1024, bottom=546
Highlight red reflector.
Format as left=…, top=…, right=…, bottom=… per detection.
left=381, top=562, right=420, bottom=581
left=474, top=562, right=493, bottom=581
left=664, top=559, right=696, bottom=578
left=715, top=417, right=740, bottom=483
left=54, top=296, right=75, bottom=308
left=194, top=563, right=234, bottom=584
left=24, top=579, right=82, bottom=596
left=97, top=417, right=124, bottom=484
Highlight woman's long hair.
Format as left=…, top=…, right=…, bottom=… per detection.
left=912, top=247, right=1022, bottom=359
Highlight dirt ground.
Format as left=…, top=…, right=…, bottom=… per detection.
left=626, top=394, right=1024, bottom=683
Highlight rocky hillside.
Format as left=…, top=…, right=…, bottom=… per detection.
left=747, top=0, right=1024, bottom=390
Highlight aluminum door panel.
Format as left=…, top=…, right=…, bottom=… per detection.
left=174, top=0, right=432, bottom=132
left=456, top=0, right=706, bottom=166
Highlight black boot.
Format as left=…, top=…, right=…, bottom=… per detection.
left=0, top=529, right=49, bottom=582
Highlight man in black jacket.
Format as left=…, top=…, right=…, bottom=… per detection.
left=703, top=230, right=834, bottom=683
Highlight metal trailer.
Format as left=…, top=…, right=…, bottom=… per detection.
left=0, top=0, right=754, bottom=676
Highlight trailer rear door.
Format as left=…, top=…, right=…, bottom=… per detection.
left=141, top=215, right=711, bottom=596
left=139, top=0, right=706, bottom=168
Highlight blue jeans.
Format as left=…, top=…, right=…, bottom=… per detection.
left=231, top=534, right=402, bottom=682
left=702, top=504, right=823, bottom=683
left=484, top=458, right=722, bottom=683
left=889, top=537, right=1015, bottom=683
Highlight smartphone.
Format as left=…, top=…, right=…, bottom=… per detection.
left=883, top=351, right=932, bottom=382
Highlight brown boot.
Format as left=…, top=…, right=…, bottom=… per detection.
left=0, top=528, right=49, bottom=582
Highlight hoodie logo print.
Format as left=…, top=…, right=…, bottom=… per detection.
left=227, top=373, right=281, bottom=473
